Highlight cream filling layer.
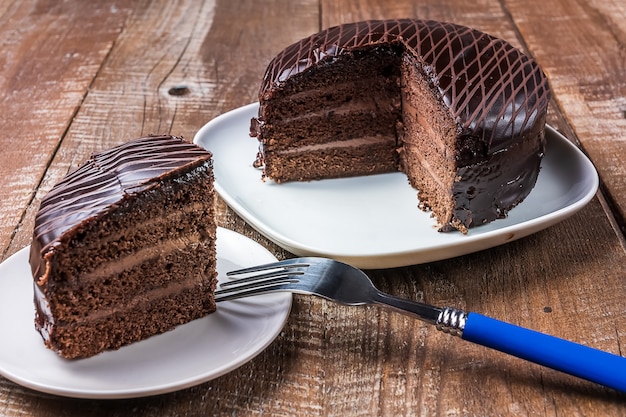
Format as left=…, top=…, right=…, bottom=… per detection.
left=75, top=277, right=208, bottom=323
left=405, top=144, right=447, bottom=189
left=96, top=202, right=207, bottom=246
left=284, top=77, right=390, bottom=101
left=274, top=136, right=396, bottom=155
left=82, top=235, right=201, bottom=282
left=37, top=271, right=209, bottom=335
left=276, top=95, right=399, bottom=124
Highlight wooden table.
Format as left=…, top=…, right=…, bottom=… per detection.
left=1, top=0, right=625, bottom=415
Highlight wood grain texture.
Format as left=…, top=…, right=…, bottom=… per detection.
left=505, top=0, right=626, bottom=235
left=1, top=0, right=625, bottom=415
left=0, top=0, right=131, bottom=258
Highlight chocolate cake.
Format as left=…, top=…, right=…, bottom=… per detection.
left=29, top=135, right=217, bottom=359
left=250, top=19, right=551, bottom=233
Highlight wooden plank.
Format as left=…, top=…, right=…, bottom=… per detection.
left=321, top=0, right=522, bottom=45
left=505, top=0, right=626, bottom=233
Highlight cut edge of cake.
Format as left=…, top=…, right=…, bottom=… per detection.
left=30, top=135, right=218, bottom=359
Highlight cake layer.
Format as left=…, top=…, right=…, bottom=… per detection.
left=39, top=238, right=213, bottom=322
left=260, top=108, right=400, bottom=148
left=268, top=93, right=399, bottom=127
left=43, top=287, right=215, bottom=359
left=258, top=75, right=401, bottom=150
left=263, top=76, right=400, bottom=120
left=263, top=136, right=398, bottom=182
left=42, top=177, right=214, bottom=283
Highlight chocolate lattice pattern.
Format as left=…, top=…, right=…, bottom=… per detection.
left=260, top=19, right=550, bottom=150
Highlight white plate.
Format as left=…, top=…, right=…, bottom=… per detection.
left=194, top=103, right=599, bottom=269
left=0, top=228, right=291, bottom=399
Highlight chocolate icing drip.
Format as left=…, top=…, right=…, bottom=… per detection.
left=257, top=19, right=550, bottom=153
left=29, top=135, right=212, bottom=282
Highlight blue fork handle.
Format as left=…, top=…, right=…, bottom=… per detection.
left=462, top=313, right=626, bottom=392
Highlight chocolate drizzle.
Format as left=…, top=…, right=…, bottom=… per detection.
left=29, top=135, right=213, bottom=283
left=257, top=19, right=550, bottom=153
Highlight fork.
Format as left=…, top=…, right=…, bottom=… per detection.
left=215, top=257, right=626, bottom=393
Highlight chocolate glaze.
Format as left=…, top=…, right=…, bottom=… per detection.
left=29, top=135, right=212, bottom=284
left=255, top=19, right=550, bottom=152
left=251, top=19, right=551, bottom=231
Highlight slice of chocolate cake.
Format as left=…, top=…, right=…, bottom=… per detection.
left=250, top=19, right=551, bottom=233
left=29, top=135, right=217, bottom=359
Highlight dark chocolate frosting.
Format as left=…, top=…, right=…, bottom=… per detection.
left=29, top=135, right=212, bottom=283
left=258, top=19, right=550, bottom=153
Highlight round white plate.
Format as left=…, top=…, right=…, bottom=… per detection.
left=0, top=227, right=291, bottom=399
left=194, top=103, right=599, bottom=269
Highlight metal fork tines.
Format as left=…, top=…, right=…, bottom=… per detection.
left=215, top=260, right=310, bottom=301
left=215, top=257, right=445, bottom=326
